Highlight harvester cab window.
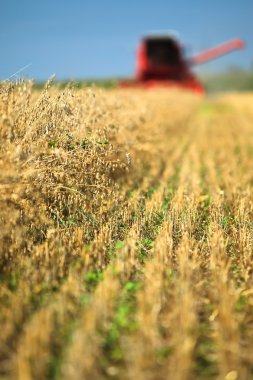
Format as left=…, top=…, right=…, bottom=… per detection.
left=146, top=38, right=180, bottom=67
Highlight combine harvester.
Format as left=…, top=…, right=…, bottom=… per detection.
left=121, top=33, right=245, bottom=94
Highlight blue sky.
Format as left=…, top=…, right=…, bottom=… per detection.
left=1, top=0, right=252, bottom=80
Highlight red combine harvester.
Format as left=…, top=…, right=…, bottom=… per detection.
left=121, top=34, right=245, bottom=94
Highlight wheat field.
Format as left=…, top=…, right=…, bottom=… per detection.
left=1, top=80, right=253, bottom=380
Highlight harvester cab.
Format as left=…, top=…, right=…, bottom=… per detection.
left=136, top=35, right=186, bottom=81
left=121, top=33, right=245, bottom=94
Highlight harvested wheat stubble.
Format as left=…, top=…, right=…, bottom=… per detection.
left=1, top=80, right=253, bottom=380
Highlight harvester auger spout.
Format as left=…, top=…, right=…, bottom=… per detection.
left=190, top=38, right=245, bottom=65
